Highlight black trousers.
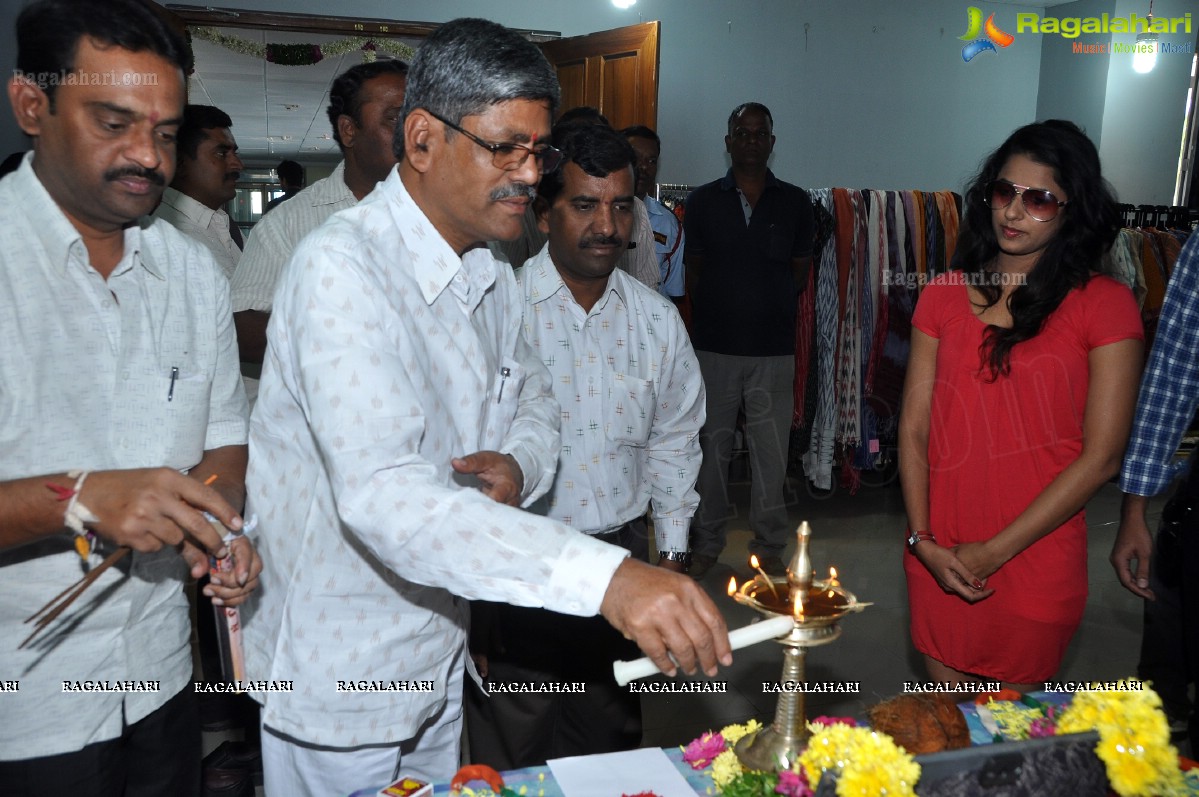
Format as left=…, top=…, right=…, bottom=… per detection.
left=465, top=519, right=649, bottom=770
left=1137, top=455, right=1199, bottom=753
left=0, top=686, right=200, bottom=797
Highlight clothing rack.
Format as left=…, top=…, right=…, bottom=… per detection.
left=1118, top=203, right=1199, bottom=230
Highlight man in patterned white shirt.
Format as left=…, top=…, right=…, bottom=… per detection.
left=230, top=59, right=408, bottom=406
left=466, top=123, right=705, bottom=768
left=153, top=104, right=245, bottom=281
left=242, top=18, right=730, bottom=796
left=0, top=1, right=260, bottom=793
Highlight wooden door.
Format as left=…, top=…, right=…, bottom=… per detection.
left=540, top=21, right=660, bottom=131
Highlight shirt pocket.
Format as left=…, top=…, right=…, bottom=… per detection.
left=480, top=358, right=526, bottom=451
left=151, top=365, right=213, bottom=468
left=603, top=370, right=655, bottom=447
left=765, top=222, right=797, bottom=263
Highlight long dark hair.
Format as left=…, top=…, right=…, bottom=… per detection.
left=957, top=120, right=1119, bottom=378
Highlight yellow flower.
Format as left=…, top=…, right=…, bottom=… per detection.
left=1056, top=680, right=1187, bottom=797
left=798, top=724, right=919, bottom=797
left=710, top=749, right=743, bottom=790
left=719, top=719, right=763, bottom=747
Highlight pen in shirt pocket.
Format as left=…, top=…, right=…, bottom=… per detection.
left=168, top=365, right=179, bottom=402
left=496, top=366, right=511, bottom=403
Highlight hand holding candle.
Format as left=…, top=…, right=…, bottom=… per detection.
left=613, top=613, right=794, bottom=686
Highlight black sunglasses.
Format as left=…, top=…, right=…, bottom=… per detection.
left=984, top=179, right=1068, bottom=222
left=427, top=110, right=563, bottom=174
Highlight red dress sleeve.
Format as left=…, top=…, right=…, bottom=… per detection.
left=911, top=276, right=957, bottom=340
left=1080, top=275, right=1145, bottom=349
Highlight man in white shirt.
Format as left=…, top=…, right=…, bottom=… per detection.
left=0, top=1, right=260, bottom=793
left=154, top=104, right=245, bottom=281
left=491, top=107, right=660, bottom=293
left=623, top=125, right=686, bottom=305
left=242, top=18, right=730, bottom=796
left=466, top=123, right=705, bottom=768
left=230, top=59, right=407, bottom=406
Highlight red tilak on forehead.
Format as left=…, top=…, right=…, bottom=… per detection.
left=149, top=111, right=160, bottom=124
left=531, top=132, right=538, bottom=145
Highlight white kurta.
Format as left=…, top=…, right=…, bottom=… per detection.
left=242, top=169, right=628, bottom=747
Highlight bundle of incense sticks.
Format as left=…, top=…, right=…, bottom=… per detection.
left=210, top=541, right=246, bottom=681
left=204, top=511, right=258, bottom=682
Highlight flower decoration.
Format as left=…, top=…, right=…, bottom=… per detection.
left=775, top=769, right=812, bottom=797
left=682, top=731, right=726, bottom=770
left=719, top=719, right=763, bottom=747
left=685, top=717, right=907, bottom=797
left=190, top=27, right=415, bottom=67
left=710, top=749, right=744, bottom=791
left=1056, top=680, right=1186, bottom=797
left=798, top=722, right=919, bottom=797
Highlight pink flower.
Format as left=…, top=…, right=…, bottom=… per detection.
left=682, top=731, right=726, bottom=769
left=776, top=769, right=813, bottom=797
left=1028, top=717, right=1056, bottom=738
left=810, top=716, right=857, bottom=727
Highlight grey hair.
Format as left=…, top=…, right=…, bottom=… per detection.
left=395, top=18, right=560, bottom=157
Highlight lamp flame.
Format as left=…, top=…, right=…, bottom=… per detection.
left=749, top=554, right=760, bottom=568
left=727, top=577, right=737, bottom=596
left=793, top=589, right=804, bottom=620
left=828, top=565, right=840, bottom=597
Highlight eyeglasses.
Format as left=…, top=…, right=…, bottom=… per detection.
left=427, top=110, right=563, bottom=173
left=984, top=179, right=1068, bottom=222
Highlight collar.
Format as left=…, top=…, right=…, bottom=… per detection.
left=319, top=160, right=353, bottom=207
left=385, top=170, right=494, bottom=306
left=12, top=152, right=154, bottom=278
left=643, top=195, right=670, bottom=216
left=161, top=186, right=222, bottom=227
left=718, top=167, right=781, bottom=191
left=525, top=242, right=626, bottom=311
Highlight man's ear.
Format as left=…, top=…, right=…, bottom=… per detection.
left=337, top=114, right=357, bottom=151
left=403, top=109, right=435, bottom=173
left=8, top=76, right=48, bottom=137
left=534, top=195, right=551, bottom=235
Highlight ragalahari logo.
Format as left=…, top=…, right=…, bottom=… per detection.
left=958, top=6, right=1014, bottom=62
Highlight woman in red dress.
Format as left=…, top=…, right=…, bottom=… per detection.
left=901, top=120, right=1144, bottom=689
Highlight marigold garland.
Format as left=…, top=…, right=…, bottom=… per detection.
left=190, top=27, right=415, bottom=66
left=798, top=722, right=919, bottom=797
left=685, top=718, right=916, bottom=797
left=1055, top=680, right=1187, bottom=797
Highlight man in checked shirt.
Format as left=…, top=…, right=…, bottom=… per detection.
left=1112, top=231, right=1199, bottom=753
left=466, top=123, right=705, bottom=768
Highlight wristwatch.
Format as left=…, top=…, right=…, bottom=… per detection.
left=658, top=550, right=692, bottom=570
left=906, top=530, right=937, bottom=551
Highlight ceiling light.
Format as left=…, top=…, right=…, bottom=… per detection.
left=1133, top=1, right=1158, bottom=73
left=612, top=0, right=636, bottom=8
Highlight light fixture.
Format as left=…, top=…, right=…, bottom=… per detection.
left=1133, top=0, right=1158, bottom=73
left=612, top=0, right=636, bottom=8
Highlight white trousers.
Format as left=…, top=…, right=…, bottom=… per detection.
left=261, top=657, right=464, bottom=796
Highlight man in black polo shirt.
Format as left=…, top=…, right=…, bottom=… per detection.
left=684, top=102, right=814, bottom=579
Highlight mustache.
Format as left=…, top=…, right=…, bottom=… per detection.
left=104, top=166, right=165, bottom=186
left=490, top=183, right=537, bottom=202
left=581, top=234, right=624, bottom=249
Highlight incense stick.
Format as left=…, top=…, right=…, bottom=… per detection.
left=20, top=547, right=130, bottom=649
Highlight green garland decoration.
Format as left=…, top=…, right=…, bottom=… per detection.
left=190, top=26, right=414, bottom=66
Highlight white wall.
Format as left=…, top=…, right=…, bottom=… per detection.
left=2, top=0, right=1190, bottom=203
left=1097, top=0, right=1196, bottom=204
left=171, top=0, right=1048, bottom=194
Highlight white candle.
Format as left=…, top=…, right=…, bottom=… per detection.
left=612, top=613, right=795, bottom=686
